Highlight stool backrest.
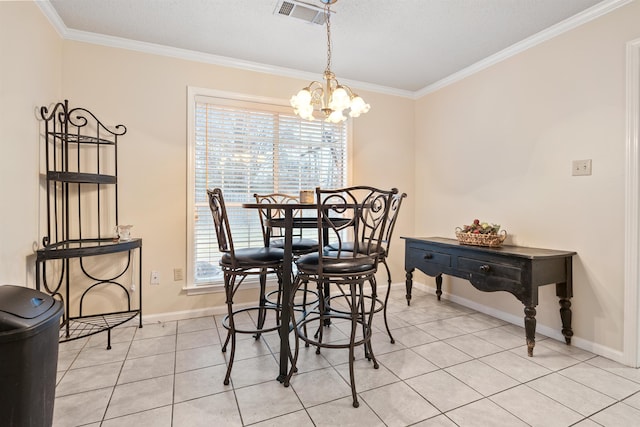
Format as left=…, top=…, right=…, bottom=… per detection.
left=380, top=192, right=407, bottom=257
left=207, top=188, right=235, bottom=259
left=316, top=186, right=397, bottom=269
left=253, top=193, right=302, bottom=246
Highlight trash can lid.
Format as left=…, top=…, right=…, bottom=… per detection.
left=0, top=285, right=58, bottom=332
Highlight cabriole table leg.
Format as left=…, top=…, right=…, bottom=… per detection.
left=559, top=298, right=573, bottom=344
left=524, top=306, right=537, bottom=357
left=405, top=269, right=413, bottom=306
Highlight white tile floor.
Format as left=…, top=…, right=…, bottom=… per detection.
left=53, top=286, right=640, bottom=426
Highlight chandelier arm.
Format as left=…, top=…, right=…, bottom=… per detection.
left=306, top=81, right=324, bottom=90
left=337, top=83, right=355, bottom=98
left=310, top=86, right=325, bottom=106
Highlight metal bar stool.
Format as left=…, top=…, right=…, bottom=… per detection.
left=324, top=191, right=407, bottom=343
left=207, top=188, right=285, bottom=385
left=285, top=186, right=397, bottom=408
left=253, top=193, right=319, bottom=312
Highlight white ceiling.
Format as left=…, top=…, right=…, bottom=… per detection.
left=43, top=0, right=623, bottom=96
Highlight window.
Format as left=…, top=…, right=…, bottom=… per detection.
left=187, top=88, right=349, bottom=289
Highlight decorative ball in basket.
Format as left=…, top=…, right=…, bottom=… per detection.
left=455, top=219, right=507, bottom=247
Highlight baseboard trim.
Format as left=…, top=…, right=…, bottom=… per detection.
left=140, top=306, right=226, bottom=324
left=410, top=281, right=626, bottom=365
left=137, top=280, right=626, bottom=365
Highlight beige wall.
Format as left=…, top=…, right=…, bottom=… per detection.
left=414, top=0, right=640, bottom=354
left=1, top=1, right=61, bottom=285
left=0, top=2, right=414, bottom=315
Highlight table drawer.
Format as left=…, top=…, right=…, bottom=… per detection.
left=410, top=246, right=451, bottom=268
left=458, top=257, right=521, bottom=282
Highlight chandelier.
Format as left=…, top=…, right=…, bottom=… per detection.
left=290, top=0, right=370, bottom=123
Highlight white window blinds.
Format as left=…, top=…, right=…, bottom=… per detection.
left=190, top=92, right=348, bottom=286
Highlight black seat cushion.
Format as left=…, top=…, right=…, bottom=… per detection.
left=324, top=241, right=386, bottom=257
left=295, top=251, right=375, bottom=274
left=221, top=247, right=284, bottom=266
left=270, top=237, right=318, bottom=252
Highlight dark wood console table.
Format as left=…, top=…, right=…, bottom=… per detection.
left=402, top=237, right=576, bottom=356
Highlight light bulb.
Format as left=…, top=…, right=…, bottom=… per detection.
left=328, top=87, right=350, bottom=111
left=326, top=109, right=346, bottom=123
left=290, top=89, right=312, bottom=109
left=349, top=96, right=370, bottom=117
left=299, top=104, right=315, bottom=121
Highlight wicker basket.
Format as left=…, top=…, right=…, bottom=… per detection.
left=455, top=228, right=507, bottom=247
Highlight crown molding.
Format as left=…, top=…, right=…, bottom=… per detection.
left=34, top=1, right=414, bottom=99
left=36, top=0, right=66, bottom=35
left=36, top=0, right=631, bottom=101
left=415, top=0, right=633, bottom=98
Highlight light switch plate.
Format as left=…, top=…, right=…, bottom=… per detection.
left=572, top=159, right=592, bottom=176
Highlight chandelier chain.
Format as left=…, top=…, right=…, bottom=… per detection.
left=325, top=2, right=332, bottom=73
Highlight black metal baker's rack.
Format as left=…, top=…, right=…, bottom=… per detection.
left=35, top=100, right=142, bottom=349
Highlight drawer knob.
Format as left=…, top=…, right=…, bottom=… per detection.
left=424, top=253, right=433, bottom=260
left=480, top=264, right=491, bottom=273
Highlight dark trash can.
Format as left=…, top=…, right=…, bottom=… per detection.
left=0, top=285, right=64, bottom=427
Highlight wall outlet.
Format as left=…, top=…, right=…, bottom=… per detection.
left=150, top=270, right=160, bottom=285
left=572, top=159, right=592, bottom=176
left=173, top=268, right=184, bottom=281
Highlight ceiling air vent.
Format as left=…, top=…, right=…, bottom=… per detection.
left=274, top=0, right=329, bottom=25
